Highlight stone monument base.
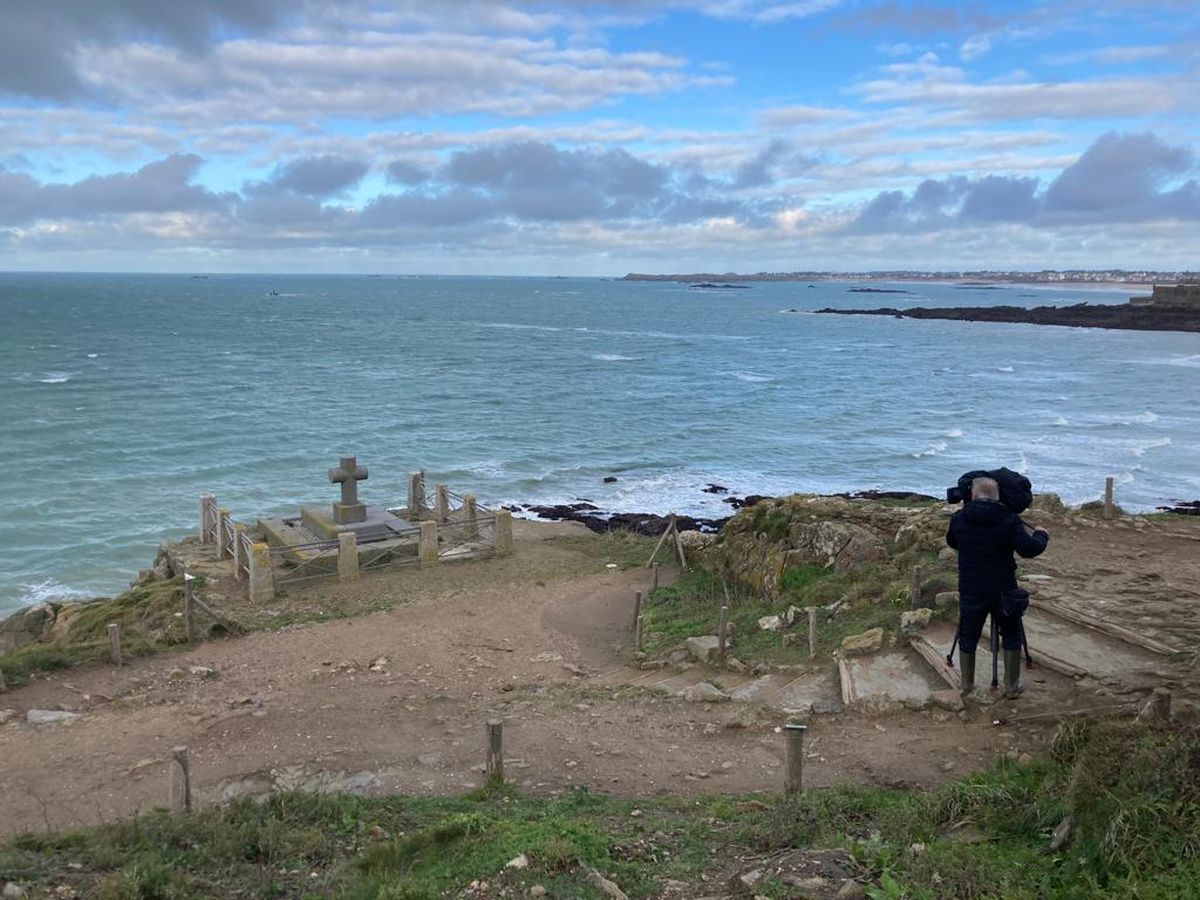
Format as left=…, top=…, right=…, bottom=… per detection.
left=299, top=505, right=413, bottom=542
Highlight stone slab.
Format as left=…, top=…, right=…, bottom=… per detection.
left=299, top=505, right=414, bottom=543
left=841, top=649, right=943, bottom=709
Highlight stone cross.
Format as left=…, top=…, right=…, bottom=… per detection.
left=328, top=456, right=369, bottom=524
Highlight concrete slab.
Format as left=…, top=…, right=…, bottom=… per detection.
left=1023, top=610, right=1163, bottom=681
left=774, top=668, right=841, bottom=714
left=840, top=649, right=943, bottom=710
left=300, top=505, right=415, bottom=542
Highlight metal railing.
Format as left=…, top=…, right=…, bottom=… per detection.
left=269, top=538, right=340, bottom=585
left=360, top=532, right=422, bottom=573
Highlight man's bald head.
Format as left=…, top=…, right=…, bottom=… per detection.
left=972, top=476, right=1000, bottom=501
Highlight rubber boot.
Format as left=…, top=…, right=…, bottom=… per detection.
left=1003, top=650, right=1025, bottom=699
left=959, top=652, right=976, bottom=698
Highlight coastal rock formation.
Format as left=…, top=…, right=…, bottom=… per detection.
left=816, top=301, right=1200, bottom=334
left=0, top=604, right=55, bottom=654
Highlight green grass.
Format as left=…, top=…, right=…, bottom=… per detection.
left=3, top=717, right=1196, bottom=898
left=639, top=565, right=948, bottom=664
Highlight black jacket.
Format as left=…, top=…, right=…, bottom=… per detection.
left=946, top=499, right=1048, bottom=598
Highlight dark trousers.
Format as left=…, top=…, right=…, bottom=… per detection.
left=958, top=593, right=1023, bottom=652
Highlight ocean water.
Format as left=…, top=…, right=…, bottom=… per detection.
left=1, top=272, right=1197, bottom=615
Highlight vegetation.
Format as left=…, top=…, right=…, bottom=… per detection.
left=2, top=717, right=1196, bottom=898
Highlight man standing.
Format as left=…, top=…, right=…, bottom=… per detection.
left=946, top=476, right=1049, bottom=699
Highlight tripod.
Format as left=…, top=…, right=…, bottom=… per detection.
left=946, top=606, right=1034, bottom=689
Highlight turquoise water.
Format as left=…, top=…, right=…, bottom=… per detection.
left=2, top=272, right=1197, bottom=614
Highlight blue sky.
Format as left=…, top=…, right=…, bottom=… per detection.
left=0, top=0, right=1196, bottom=273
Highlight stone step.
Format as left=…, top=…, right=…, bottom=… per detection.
left=837, top=647, right=946, bottom=711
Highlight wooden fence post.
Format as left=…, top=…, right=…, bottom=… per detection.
left=807, top=607, right=818, bottom=659
left=1104, top=477, right=1115, bottom=519
left=635, top=614, right=645, bottom=652
left=718, top=605, right=730, bottom=658
left=652, top=562, right=659, bottom=592
left=184, top=574, right=197, bottom=644
left=464, top=494, right=479, bottom=540
left=435, top=483, right=450, bottom=523
left=630, top=591, right=643, bottom=632
left=0, top=666, right=7, bottom=693
left=198, top=495, right=214, bottom=543
left=784, top=723, right=807, bottom=795
left=486, top=720, right=504, bottom=784
left=170, top=746, right=193, bottom=813
left=911, top=566, right=923, bottom=610
left=107, top=623, right=122, bottom=667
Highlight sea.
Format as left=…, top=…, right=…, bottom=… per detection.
left=2, top=272, right=1197, bottom=616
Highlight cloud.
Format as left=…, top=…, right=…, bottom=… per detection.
left=848, top=131, right=1199, bottom=233
left=269, top=155, right=369, bottom=197
left=758, top=104, right=858, bottom=127
left=0, top=154, right=227, bottom=225
left=0, top=0, right=291, bottom=99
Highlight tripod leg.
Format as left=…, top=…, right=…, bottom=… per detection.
left=990, top=612, right=1000, bottom=689
left=946, top=622, right=959, bottom=667
left=1021, top=618, right=1033, bottom=668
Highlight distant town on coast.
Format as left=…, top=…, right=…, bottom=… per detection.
left=622, top=269, right=1198, bottom=285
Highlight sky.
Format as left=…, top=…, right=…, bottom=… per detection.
left=0, top=0, right=1197, bottom=274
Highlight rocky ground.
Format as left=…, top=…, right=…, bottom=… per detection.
left=1, top=508, right=1197, bottom=843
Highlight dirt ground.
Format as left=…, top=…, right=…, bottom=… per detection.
left=1, top=515, right=1197, bottom=837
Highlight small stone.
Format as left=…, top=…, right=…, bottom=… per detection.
left=910, top=842, right=927, bottom=853
left=757, top=614, right=783, bottom=632
left=939, top=760, right=956, bottom=772
left=900, top=608, right=933, bottom=634
left=26, top=709, right=80, bottom=725
left=530, top=887, right=547, bottom=898
left=0, top=709, right=16, bottom=726
left=368, top=825, right=389, bottom=841
left=738, top=869, right=765, bottom=890
left=187, top=665, right=218, bottom=678
left=934, top=591, right=959, bottom=608
left=682, top=681, right=729, bottom=703
left=506, top=854, right=530, bottom=870
left=931, top=690, right=965, bottom=712
left=586, top=868, right=629, bottom=900
left=836, top=880, right=867, bottom=899
left=368, top=657, right=389, bottom=671
left=684, top=635, right=723, bottom=664
left=2, top=883, right=28, bottom=898
left=840, top=627, right=884, bottom=656
left=725, top=656, right=748, bottom=673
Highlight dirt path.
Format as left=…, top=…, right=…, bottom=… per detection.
left=0, top=521, right=1065, bottom=837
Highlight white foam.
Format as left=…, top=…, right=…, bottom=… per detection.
left=732, top=371, right=771, bottom=383
left=1052, top=416, right=1069, bottom=427
left=997, top=366, right=1015, bottom=373
left=592, top=353, right=636, bottom=362
left=39, top=372, right=72, bottom=384
left=16, top=578, right=92, bottom=606
left=86, top=353, right=99, bottom=359
left=910, top=440, right=948, bottom=458
left=942, top=428, right=964, bottom=439
left=480, top=322, right=562, bottom=333
left=1130, top=436, right=1172, bottom=457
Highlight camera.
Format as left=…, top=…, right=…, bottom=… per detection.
left=946, top=467, right=1033, bottom=514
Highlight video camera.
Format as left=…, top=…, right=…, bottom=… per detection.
left=946, top=467, right=1033, bottom=514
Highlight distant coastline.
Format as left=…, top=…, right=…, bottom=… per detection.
left=813, top=302, right=1200, bottom=334
left=622, top=269, right=1195, bottom=288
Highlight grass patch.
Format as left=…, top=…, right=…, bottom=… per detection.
left=639, top=565, right=937, bottom=664
left=2, top=718, right=1196, bottom=898
left=547, top=529, right=658, bottom=572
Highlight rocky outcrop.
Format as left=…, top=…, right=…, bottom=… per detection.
left=712, top=494, right=948, bottom=597
left=0, top=604, right=55, bottom=654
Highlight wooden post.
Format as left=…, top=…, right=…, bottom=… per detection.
left=652, top=562, right=659, bottom=592
left=184, top=574, right=197, bottom=644
left=107, top=623, right=122, bottom=667
left=464, top=494, right=479, bottom=540
left=1104, top=477, right=1115, bottom=519
left=630, top=591, right=643, bottom=632
left=911, top=566, right=923, bottom=610
left=0, top=666, right=7, bottom=693
left=807, top=607, right=818, bottom=659
left=435, top=483, right=450, bottom=523
left=635, top=614, right=645, bottom=652
left=170, top=746, right=193, bottom=813
left=784, top=723, right=807, bottom=795
left=646, top=520, right=672, bottom=568
left=232, top=524, right=247, bottom=581
left=217, top=509, right=233, bottom=560
left=486, top=720, right=504, bottom=784
left=419, top=521, right=439, bottom=566
left=199, top=495, right=214, bottom=543
left=1143, top=687, right=1172, bottom=722
left=672, top=517, right=688, bottom=569
left=718, top=605, right=729, bottom=658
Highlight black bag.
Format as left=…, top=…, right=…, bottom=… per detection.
left=957, top=467, right=1033, bottom=514
left=999, top=587, right=1030, bottom=618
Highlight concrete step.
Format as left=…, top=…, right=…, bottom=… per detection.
left=838, top=647, right=945, bottom=711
